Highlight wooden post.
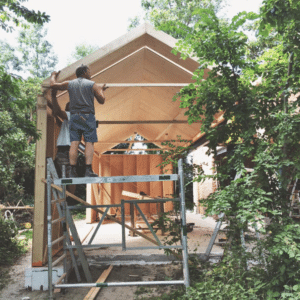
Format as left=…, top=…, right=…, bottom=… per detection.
left=32, top=96, right=47, bottom=267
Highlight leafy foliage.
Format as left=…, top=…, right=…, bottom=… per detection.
left=0, top=215, right=23, bottom=265
left=0, top=0, right=50, bottom=32
left=0, top=5, right=54, bottom=203
left=147, top=0, right=300, bottom=298
left=67, top=43, right=99, bottom=65
left=128, top=0, right=227, bottom=38
left=0, top=66, right=39, bottom=201
left=17, top=23, right=58, bottom=78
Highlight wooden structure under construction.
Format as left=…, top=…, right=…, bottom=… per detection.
left=32, top=23, right=224, bottom=267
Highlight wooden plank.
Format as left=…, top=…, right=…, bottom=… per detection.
left=110, top=155, right=123, bottom=216
left=0, top=206, right=33, bottom=210
left=32, top=96, right=47, bottom=267
left=95, top=140, right=188, bottom=144
left=137, top=155, right=150, bottom=214
left=86, top=184, right=94, bottom=223
left=103, top=148, right=168, bottom=152
left=97, top=120, right=195, bottom=124
left=122, top=190, right=153, bottom=200
left=45, top=83, right=191, bottom=90
left=100, top=156, right=111, bottom=216
left=150, top=155, right=164, bottom=215
left=163, top=163, right=174, bottom=212
left=123, top=155, right=137, bottom=215
left=84, top=265, right=113, bottom=300
left=81, top=226, right=94, bottom=244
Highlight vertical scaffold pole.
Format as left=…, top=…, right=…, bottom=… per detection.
left=178, top=159, right=190, bottom=288
left=47, top=162, right=54, bottom=299
left=61, top=165, right=68, bottom=284
left=121, top=200, right=126, bottom=251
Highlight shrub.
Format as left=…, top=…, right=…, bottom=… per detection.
left=0, top=215, right=23, bottom=265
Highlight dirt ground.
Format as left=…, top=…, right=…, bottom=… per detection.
left=0, top=213, right=224, bottom=300
left=0, top=246, right=187, bottom=300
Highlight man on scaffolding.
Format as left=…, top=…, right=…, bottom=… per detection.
left=50, top=65, right=108, bottom=178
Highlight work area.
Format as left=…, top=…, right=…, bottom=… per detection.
left=2, top=0, right=300, bottom=299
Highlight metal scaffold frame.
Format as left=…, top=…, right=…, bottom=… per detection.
left=46, top=158, right=190, bottom=299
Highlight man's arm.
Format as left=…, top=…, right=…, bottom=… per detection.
left=93, top=83, right=108, bottom=105
left=51, top=89, right=68, bottom=120
left=50, top=71, right=69, bottom=91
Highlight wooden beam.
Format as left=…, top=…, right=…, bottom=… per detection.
left=95, top=140, right=189, bottom=144
left=84, top=265, right=113, bottom=300
left=97, top=120, right=200, bottom=124
left=32, top=96, right=47, bottom=267
left=122, top=190, right=153, bottom=200
left=0, top=206, right=33, bottom=210
left=103, top=148, right=169, bottom=152
left=43, top=83, right=190, bottom=89
left=144, top=46, right=194, bottom=75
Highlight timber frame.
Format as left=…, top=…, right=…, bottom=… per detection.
left=32, top=23, right=225, bottom=267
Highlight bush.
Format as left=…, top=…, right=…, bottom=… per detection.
left=0, top=215, right=23, bottom=265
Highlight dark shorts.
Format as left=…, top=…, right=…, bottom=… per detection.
left=69, top=113, right=98, bottom=143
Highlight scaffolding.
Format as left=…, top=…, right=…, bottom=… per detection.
left=46, top=158, right=190, bottom=299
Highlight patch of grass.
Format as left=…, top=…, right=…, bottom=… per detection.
left=20, top=229, right=33, bottom=240
left=71, top=204, right=87, bottom=220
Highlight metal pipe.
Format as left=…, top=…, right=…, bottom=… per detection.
left=67, top=204, right=121, bottom=210
left=55, top=174, right=179, bottom=186
left=46, top=162, right=54, bottom=299
left=126, top=245, right=183, bottom=250
left=121, top=200, right=126, bottom=251
left=88, top=207, right=109, bottom=244
left=135, top=203, right=162, bottom=246
left=66, top=243, right=122, bottom=249
left=62, top=165, right=68, bottom=284
left=178, top=159, right=190, bottom=288
left=55, top=280, right=185, bottom=289
left=124, top=198, right=180, bottom=204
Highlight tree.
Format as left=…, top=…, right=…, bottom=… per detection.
left=0, top=2, right=50, bottom=203
left=0, top=40, right=22, bottom=75
left=128, top=0, right=227, bottom=38
left=17, top=23, right=58, bottom=78
left=0, top=0, right=49, bottom=32
left=67, top=43, right=99, bottom=65
left=158, top=0, right=300, bottom=298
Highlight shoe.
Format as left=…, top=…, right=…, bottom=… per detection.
left=67, top=165, right=78, bottom=178
left=85, top=165, right=98, bottom=177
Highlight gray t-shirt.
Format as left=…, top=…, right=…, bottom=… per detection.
left=68, top=78, right=95, bottom=114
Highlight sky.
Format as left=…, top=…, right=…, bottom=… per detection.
left=1, top=0, right=263, bottom=70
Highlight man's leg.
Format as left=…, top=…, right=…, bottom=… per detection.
left=85, top=142, right=94, bottom=165
left=85, top=142, right=98, bottom=177
left=70, top=141, right=80, bottom=165
left=69, top=141, right=80, bottom=177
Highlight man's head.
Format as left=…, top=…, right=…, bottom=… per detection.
left=75, top=65, right=91, bottom=79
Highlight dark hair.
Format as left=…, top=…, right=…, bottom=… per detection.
left=76, top=64, right=89, bottom=78
left=65, top=102, right=70, bottom=112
